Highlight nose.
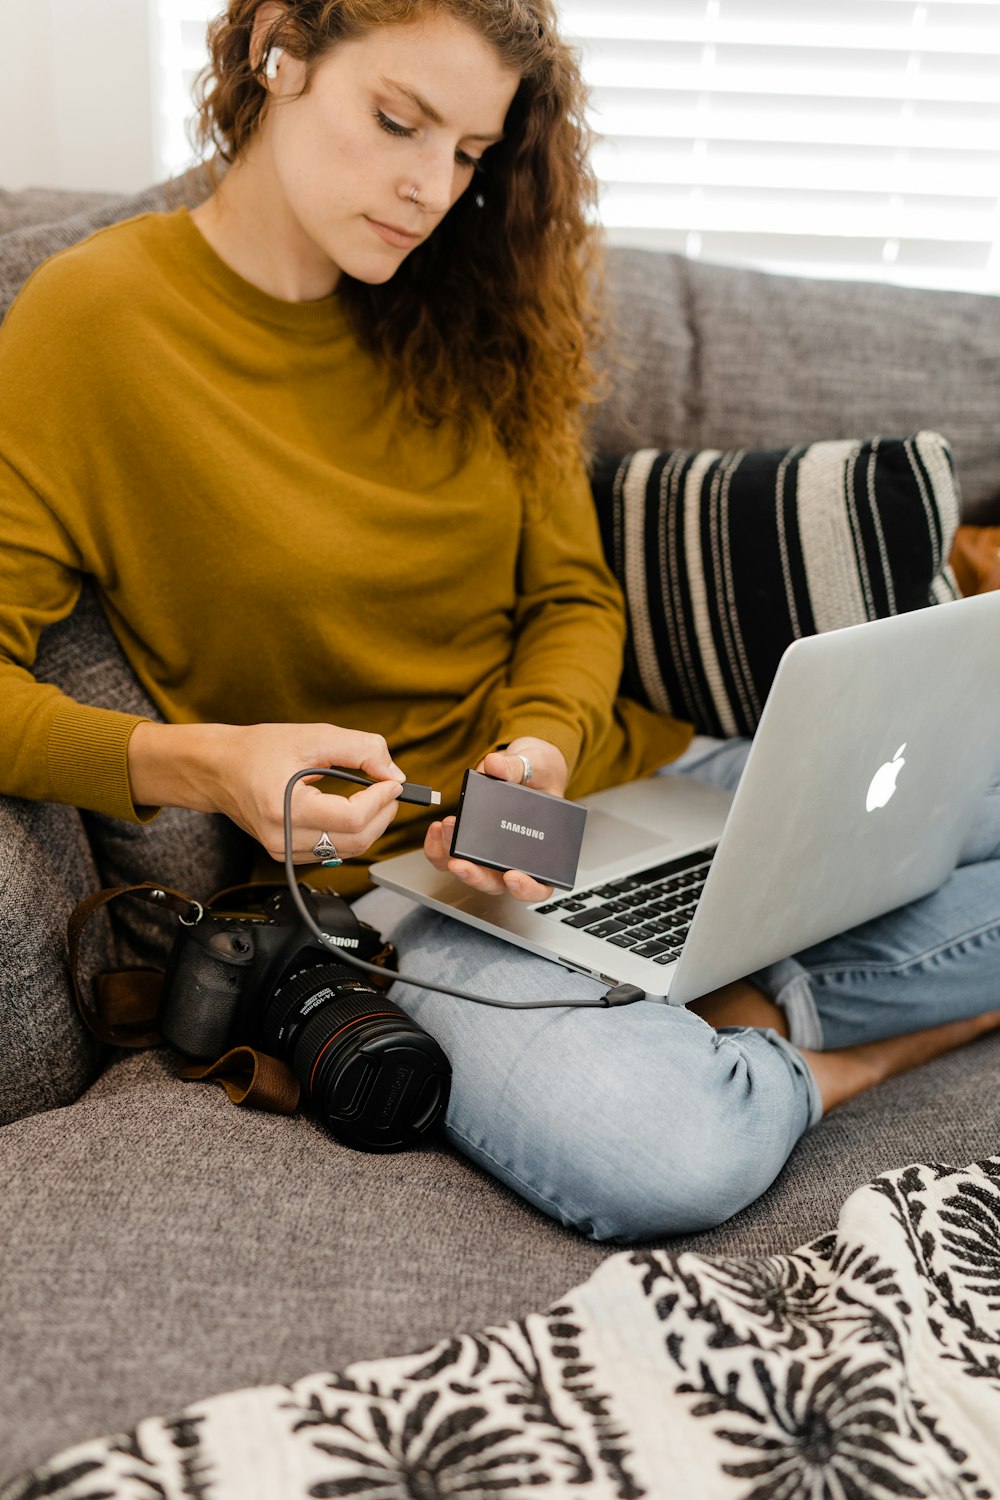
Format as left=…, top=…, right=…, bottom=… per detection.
left=413, top=143, right=464, bottom=215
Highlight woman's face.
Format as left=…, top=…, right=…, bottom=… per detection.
left=248, top=11, right=519, bottom=298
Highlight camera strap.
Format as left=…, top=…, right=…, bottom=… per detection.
left=173, top=1047, right=299, bottom=1113
left=66, top=882, right=301, bottom=1115
left=67, top=882, right=196, bottom=1048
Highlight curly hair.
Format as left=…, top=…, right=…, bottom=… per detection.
left=193, top=0, right=604, bottom=493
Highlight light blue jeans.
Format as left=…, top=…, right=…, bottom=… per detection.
left=355, top=740, right=1000, bottom=1243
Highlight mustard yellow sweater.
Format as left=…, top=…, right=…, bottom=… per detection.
left=0, top=209, right=690, bottom=888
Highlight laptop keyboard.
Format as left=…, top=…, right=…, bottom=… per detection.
left=534, top=847, right=715, bottom=965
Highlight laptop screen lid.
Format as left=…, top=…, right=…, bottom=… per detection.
left=668, top=589, right=1000, bottom=1002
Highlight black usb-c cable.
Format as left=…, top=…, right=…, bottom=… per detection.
left=282, top=767, right=645, bottom=1010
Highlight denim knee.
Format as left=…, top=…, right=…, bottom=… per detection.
left=360, top=893, right=817, bottom=1244
left=445, top=1022, right=816, bottom=1244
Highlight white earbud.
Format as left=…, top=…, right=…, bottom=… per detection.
left=264, top=46, right=283, bottom=80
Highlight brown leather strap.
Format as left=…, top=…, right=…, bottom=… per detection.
left=205, top=881, right=288, bottom=912
left=93, top=968, right=165, bottom=1035
left=177, top=1047, right=300, bottom=1113
left=67, top=882, right=203, bottom=1048
left=67, top=881, right=300, bottom=1116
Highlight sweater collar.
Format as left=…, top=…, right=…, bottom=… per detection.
left=173, top=207, right=347, bottom=338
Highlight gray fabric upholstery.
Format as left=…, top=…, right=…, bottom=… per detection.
left=2, top=1033, right=998, bottom=1481
left=592, top=250, right=1000, bottom=525
left=0, top=172, right=211, bottom=318
left=0, top=794, right=107, bottom=1125
left=0, top=186, right=116, bottom=232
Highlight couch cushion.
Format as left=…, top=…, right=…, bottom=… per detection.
left=0, top=793, right=108, bottom=1125
left=592, top=432, right=960, bottom=737
left=591, top=248, right=1000, bottom=525
left=1, top=1032, right=999, bottom=1482
left=0, top=586, right=252, bottom=1125
left=0, top=186, right=118, bottom=234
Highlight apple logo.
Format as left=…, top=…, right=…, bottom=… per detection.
left=866, top=743, right=907, bottom=812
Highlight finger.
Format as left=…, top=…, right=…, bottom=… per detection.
left=448, top=858, right=553, bottom=903
left=479, top=750, right=525, bottom=784
left=346, top=777, right=405, bottom=821
left=297, top=785, right=401, bottom=837
left=349, top=732, right=405, bottom=784
left=502, top=870, right=554, bottom=903
left=447, top=858, right=509, bottom=896
left=423, top=817, right=455, bottom=872
left=296, top=780, right=401, bottom=858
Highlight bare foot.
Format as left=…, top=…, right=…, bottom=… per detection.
left=690, top=981, right=1000, bottom=1117
left=801, top=1009, right=1000, bottom=1113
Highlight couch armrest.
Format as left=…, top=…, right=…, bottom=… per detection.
left=0, top=584, right=253, bottom=1125
left=0, top=794, right=109, bottom=1124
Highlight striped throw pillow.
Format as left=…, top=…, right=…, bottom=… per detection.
left=592, top=433, right=961, bottom=739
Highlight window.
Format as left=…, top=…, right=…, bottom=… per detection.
left=154, top=0, right=1000, bottom=291
left=154, top=0, right=220, bottom=178
left=566, top=0, right=1000, bottom=291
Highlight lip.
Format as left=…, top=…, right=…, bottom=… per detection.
left=365, top=216, right=422, bottom=249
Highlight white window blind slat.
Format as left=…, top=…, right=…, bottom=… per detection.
left=564, top=9, right=1000, bottom=55
left=153, top=0, right=1000, bottom=293
left=583, top=53, right=1000, bottom=107
left=594, top=140, right=1000, bottom=199
left=600, top=184, right=996, bottom=241
left=594, top=93, right=1000, bottom=155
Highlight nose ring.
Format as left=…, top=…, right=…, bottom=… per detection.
left=409, top=187, right=420, bottom=204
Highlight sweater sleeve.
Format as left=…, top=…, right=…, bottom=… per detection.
left=486, top=460, right=630, bottom=780
left=0, top=261, right=150, bottom=820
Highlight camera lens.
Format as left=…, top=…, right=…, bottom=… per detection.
left=260, top=963, right=451, bottom=1151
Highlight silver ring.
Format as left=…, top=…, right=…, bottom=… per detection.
left=312, top=832, right=342, bottom=866
left=409, top=187, right=419, bottom=204
left=514, top=753, right=533, bottom=786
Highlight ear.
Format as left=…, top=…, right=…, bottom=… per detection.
left=251, top=1, right=308, bottom=98
left=250, top=1, right=291, bottom=76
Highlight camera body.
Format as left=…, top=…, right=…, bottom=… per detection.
left=160, top=886, right=348, bottom=1059
left=160, top=886, right=450, bottom=1151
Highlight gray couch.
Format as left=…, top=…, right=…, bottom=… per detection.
left=1, top=173, right=999, bottom=1483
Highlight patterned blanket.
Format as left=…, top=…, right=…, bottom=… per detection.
left=5, top=1158, right=1000, bottom=1500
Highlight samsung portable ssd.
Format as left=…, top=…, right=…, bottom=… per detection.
left=449, top=771, right=588, bottom=891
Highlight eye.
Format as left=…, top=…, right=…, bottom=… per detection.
left=375, top=109, right=414, bottom=139
left=456, top=149, right=485, bottom=174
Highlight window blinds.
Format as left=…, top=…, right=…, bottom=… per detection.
left=155, top=0, right=1000, bottom=292
left=563, top=0, right=1000, bottom=291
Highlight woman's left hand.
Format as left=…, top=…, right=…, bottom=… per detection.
left=422, top=736, right=569, bottom=903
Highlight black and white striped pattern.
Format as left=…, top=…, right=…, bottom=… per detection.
left=593, top=433, right=961, bottom=738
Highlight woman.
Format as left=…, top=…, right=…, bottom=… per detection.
left=1, top=0, right=997, bottom=1240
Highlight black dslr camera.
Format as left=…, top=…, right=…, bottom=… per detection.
left=159, top=885, right=450, bottom=1151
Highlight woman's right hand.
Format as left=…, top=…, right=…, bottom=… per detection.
left=126, top=720, right=406, bottom=863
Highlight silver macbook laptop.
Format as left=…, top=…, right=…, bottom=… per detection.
left=372, top=591, right=1000, bottom=1004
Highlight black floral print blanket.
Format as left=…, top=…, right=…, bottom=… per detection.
left=6, top=1158, right=1000, bottom=1500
